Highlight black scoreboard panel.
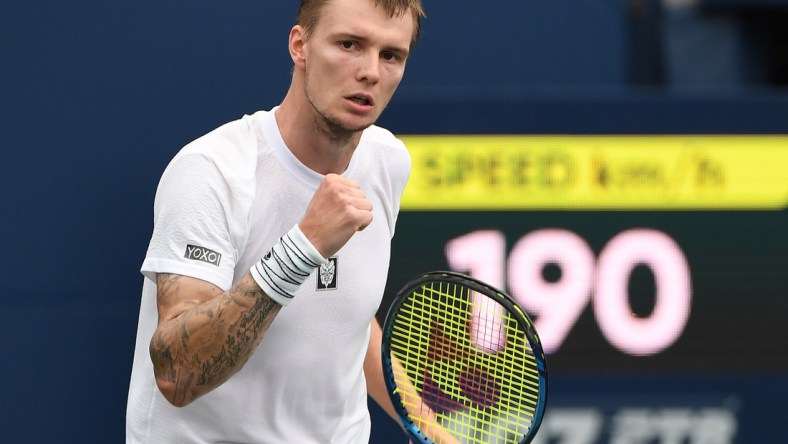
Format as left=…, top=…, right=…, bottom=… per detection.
left=378, top=135, right=788, bottom=376
left=381, top=209, right=788, bottom=374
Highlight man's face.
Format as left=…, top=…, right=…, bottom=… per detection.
left=301, top=0, right=414, bottom=133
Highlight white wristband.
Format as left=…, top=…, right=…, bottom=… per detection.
left=249, top=225, right=326, bottom=306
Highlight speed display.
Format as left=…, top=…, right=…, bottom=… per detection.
left=379, top=135, right=788, bottom=375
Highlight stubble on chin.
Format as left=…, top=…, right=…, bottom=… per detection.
left=312, top=111, right=362, bottom=145
left=307, top=94, right=378, bottom=146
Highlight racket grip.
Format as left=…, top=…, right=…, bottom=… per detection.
left=249, top=224, right=326, bottom=306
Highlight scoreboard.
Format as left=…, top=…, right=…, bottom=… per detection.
left=374, top=135, right=788, bottom=442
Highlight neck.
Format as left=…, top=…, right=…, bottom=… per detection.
left=275, top=85, right=361, bottom=176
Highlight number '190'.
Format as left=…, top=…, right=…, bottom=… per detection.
left=445, top=229, right=691, bottom=356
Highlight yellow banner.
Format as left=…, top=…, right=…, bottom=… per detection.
left=399, top=135, right=788, bottom=210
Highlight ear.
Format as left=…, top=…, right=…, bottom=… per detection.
left=289, top=25, right=307, bottom=68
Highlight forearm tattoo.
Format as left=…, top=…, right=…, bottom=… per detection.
left=150, top=273, right=281, bottom=404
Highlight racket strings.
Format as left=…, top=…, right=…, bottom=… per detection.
left=389, top=281, right=543, bottom=443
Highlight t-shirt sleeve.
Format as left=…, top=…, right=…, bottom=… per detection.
left=141, top=153, right=239, bottom=290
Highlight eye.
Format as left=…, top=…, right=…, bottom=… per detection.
left=340, top=40, right=356, bottom=50
left=382, top=51, right=401, bottom=62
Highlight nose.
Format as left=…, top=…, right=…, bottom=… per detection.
left=356, top=51, right=380, bottom=84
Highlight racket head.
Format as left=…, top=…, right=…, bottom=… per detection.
left=381, top=271, right=548, bottom=444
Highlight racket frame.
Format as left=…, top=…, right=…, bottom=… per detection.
left=381, top=271, right=548, bottom=444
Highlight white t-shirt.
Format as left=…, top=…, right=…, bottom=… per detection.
left=126, top=109, right=411, bottom=443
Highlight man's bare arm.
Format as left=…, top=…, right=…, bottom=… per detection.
left=149, top=174, right=373, bottom=407
left=149, top=272, right=281, bottom=407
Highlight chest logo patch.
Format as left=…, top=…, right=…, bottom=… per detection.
left=317, top=257, right=338, bottom=291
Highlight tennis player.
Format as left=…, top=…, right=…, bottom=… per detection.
left=125, top=0, right=459, bottom=443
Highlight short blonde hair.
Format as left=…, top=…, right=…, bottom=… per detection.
left=296, top=0, right=426, bottom=47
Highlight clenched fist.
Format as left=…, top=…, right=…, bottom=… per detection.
left=298, top=174, right=373, bottom=258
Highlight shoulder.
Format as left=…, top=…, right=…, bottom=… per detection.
left=154, top=114, right=265, bottom=220
left=362, top=124, right=406, bottom=149
left=176, top=114, right=260, bottom=167
left=361, top=125, right=411, bottom=169
left=356, top=125, right=412, bottom=197
left=163, top=113, right=265, bottom=187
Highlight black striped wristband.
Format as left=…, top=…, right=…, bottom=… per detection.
left=249, top=224, right=327, bottom=306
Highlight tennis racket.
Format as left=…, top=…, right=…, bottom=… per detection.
left=381, top=271, right=548, bottom=444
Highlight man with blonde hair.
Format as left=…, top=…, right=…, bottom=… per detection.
left=125, top=0, right=455, bottom=442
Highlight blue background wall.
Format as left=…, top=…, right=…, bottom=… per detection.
left=2, top=0, right=787, bottom=442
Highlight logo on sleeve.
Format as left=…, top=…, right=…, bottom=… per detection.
left=185, top=244, right=222, bottom=266
left=317, top=257, right=338, bottom=291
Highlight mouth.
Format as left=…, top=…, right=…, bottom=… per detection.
left=346, top=94, right=374, bottom=107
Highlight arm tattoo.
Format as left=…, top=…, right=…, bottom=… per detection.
left=196, top=285, right=279, bottom=385
left=150, top=273, right=281, bottom=404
